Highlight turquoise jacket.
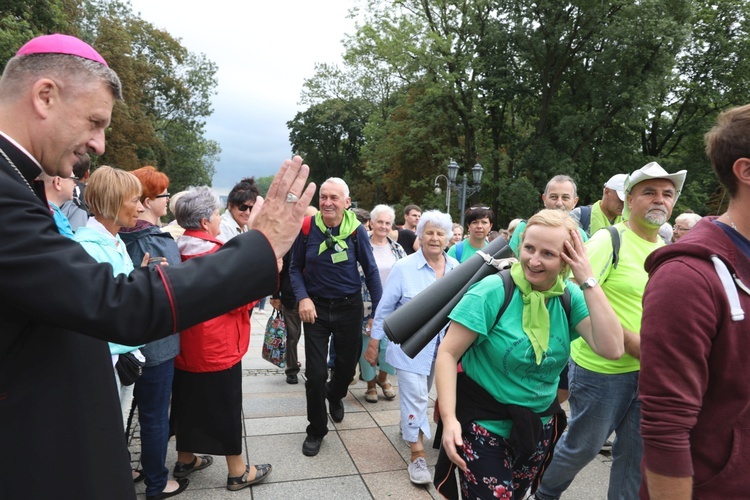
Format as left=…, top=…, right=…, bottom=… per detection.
left=73, top=223, right=144, bottom=354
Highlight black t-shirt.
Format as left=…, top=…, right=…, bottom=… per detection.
left=397, top=228, right=417, bottom=255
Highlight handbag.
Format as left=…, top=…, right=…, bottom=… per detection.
left=262, top=309, right=287, bottom=368
left=115, top=351, right=145, bottom=386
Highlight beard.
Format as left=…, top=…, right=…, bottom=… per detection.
left=644, top=207, right=668, bottom=226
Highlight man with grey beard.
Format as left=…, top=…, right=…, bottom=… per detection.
left=533, top=162, right=686, bottom=500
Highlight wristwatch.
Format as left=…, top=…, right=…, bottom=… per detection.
left=580, top=277, right=598, bottom=290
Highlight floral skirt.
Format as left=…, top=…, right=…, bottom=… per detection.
left=458, top=419, right=554, bottom=499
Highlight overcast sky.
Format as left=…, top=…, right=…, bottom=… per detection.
left=127, top=0, right=357, bottom=194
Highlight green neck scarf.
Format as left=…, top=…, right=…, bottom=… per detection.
left=509, top=262, right=565, bottom=365
left=315, top=210, right=361, bottom=255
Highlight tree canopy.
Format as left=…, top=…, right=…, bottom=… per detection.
left=0, top=0, right=220, bottom=193
left=289, top=0, right=750, bottom=226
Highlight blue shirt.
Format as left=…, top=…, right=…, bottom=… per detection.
left=290, top=222, right=382, bottom=313
left=49, top=202, right=74, bottom=239
left=371, top=249, right=459, bottom=375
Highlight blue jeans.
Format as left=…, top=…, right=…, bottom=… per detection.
left=535, top=361, right=642, bottom=500
left=304, top=295, right=363, bottom=437
left=134, top=359, right=175, bottom=497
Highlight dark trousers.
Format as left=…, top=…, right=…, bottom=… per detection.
left=134, top=358, right=175, bottom=497
left=304, top=295, right=363, bottom=437
left=282, top=304, right=302, bottom=376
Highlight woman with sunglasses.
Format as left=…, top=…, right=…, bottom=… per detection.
left=217, top=177, right=261, bottom=242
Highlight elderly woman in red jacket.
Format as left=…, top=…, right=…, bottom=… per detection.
left=170, top=186, right=271, bottom=492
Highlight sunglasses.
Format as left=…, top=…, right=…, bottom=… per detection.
left=154, top=193, right=170, bottom=199
left=324, top=228, right=336, bottom=251
left=238, top=203, right=253, bottom=212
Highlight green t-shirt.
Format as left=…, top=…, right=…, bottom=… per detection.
left=570, top=221, right=663, bottom=374
left=447, top=239, right=485, bottom=263
left=448, top=274, right=589, bottom=437
left=589, top=200, right=623, bottom=236
left=510, top=219, right=588, bottom=257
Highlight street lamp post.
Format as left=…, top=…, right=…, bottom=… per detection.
left=445, top=159, right=483, bottom=227
left=433, top=174, right=450, bottom=213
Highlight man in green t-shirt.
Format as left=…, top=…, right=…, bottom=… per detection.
left=446, top=206, right=493, bottom=263
left=570, top=173, right=627, bottom=237
left=534, top=162, right=687, bottom=500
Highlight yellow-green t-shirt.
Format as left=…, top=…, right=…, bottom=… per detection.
left=589, top=200, right=624, bottom=236
left=570, top=222, right=663, bottom=374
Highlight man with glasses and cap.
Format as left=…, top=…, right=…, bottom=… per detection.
left=570, top=173, right=627, bottom=237
left=0, top=34, right=314, bottom=499
left=218, top=177, right=261, bottom=242
left=533, top=162, right=687, bottom=500
left=289, top=177, right=382, bottom=457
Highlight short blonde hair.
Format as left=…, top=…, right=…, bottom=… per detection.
left=523, top=209, right=579, bottom=276
left=85, top=166, right=141, bottom=220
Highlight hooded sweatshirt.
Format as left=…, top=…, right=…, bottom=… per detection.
left=639, top=216, right=750, bottom=499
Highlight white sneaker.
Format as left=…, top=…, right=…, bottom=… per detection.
left=408, top=457, right=432, bottom=485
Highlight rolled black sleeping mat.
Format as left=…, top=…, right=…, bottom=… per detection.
left=383, top=237, right=513, bottom=358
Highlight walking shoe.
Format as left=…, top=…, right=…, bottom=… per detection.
left=226, top=464, right=272, bottom=491
left=328, top=397, right=344, bottom=423
left=302, top=435, right=323, bottom=456
left=173, top=455, right=213, bottom=478
left=286, top=373, right=298, bottom=384
left=408, top=457, right=432, bottom=485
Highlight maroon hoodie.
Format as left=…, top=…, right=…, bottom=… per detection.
left=639, top=216, right=750, bottom=499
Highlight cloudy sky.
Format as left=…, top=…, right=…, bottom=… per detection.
left=128, top=0, right=358, bottom=194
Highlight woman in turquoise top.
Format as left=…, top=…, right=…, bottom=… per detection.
left=435, top=209, right=623, bottom=499
left=73, top=166, right=146, bottom=443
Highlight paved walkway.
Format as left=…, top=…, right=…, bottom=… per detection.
left=129, top=306, right=613, bottom=499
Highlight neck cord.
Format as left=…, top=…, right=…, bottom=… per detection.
left=725, top=211, right=738, bottom=231
left=0, top=146, right=35, bottom=194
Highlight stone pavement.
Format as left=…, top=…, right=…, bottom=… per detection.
left=129, top=305, right=613, bottom=499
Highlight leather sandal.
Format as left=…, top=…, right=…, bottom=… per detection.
left=227, top=464, right=272, bottom=491
left=173, top=455, right=213, bottom=478
left=364, top=387, right=378, bottom=403
left=377, top=379, right=397, bottom=400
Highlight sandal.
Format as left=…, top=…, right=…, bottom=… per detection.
left=173, top=455, right=213, bottom=478
left=227, top=464, right=272, bottom=491
left=364, top=387, right=378, bottom=403
left=133, top=469, right=145, bottom=484
left=377, top=379, right=397, bottom=400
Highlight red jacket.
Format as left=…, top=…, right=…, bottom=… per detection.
left=640, top=217, right=750, bottom=499
left=175, top=230, right=251, bottom=372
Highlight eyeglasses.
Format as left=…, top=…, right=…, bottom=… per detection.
left=673, top=225, right=690, bottom=232
left=238, top=203, right=253, bottom=212
left=154, top=193, right=170, bottom=199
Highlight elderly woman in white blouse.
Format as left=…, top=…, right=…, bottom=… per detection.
left=364, top=210, right=458, bottom=486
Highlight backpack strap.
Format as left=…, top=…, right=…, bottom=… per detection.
left=606, top=225, right=621, bottom=269
left=580, top=205, right=592, bottom=235
left=301, top=215, right=313, bottom=244
left=492, top=270, right=571, bottom=330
